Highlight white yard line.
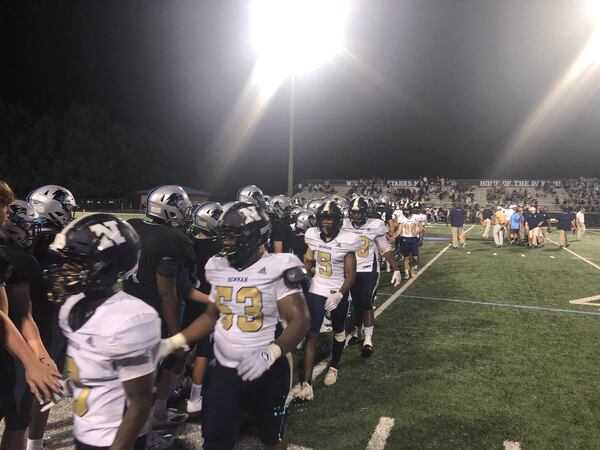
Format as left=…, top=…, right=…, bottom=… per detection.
left=375, top=225, right=474, bottom=318
left=400, top=294, right=600, bottom=317
left=503, top=440, right=522, bottom=450
left=365, top=417, right=395, bottom=450
left=547, top=237, right=600, bottom=272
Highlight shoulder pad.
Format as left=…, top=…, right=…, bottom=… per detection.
left=283, top=266, right=310, bottom=294
left=284, top=266, right=309, bottom=285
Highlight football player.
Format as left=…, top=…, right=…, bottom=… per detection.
left=295, top=201, right=360, bottom=400
left=289, top=210, right=316, bottom=260
left=390, top=202, right=424, bottom=279
left=0, top=201, right=60, bottom=450
left=122, top=185, right=207, bottom=430
left=342, top=197, right=401, bottom=357
left=181, top=201, right=223, bottom=414
left=267, top=195, right=293, bottom=253
left=46, top=213, right=160, bottom=450
left=159, top=202, right=310, bottom=450
left=25, top=185, right=78, bottom=450
left=412, top=201, right=427, bottom=247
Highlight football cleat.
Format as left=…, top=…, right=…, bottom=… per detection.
left=152, top=409, right=188, bottom=429
left=146, top=431, right=175, bottom=450
left=324, top=367, right=338, bottom=386
left=347, top=333, right=360, bottom=346
left=294, top=382, right=314, bottom=401
left=361, top=344, right=374, bottom=358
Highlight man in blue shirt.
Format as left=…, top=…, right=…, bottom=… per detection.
left=480, top=206, right=493, bottom=239
left=537, top=207, right=549, bottom=246
left=556, top=206, right=576, bottom=248
left=448, top=203, right=466, bottom=249
left=508, top=206, right=522, bottom=244
left=525, top=207, right=543, bottom=248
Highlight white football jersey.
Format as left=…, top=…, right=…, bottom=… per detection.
left=304, top=227, right=361, bottom=296
left=59, top=291, right=160, bottom=447
left=398, top=215, right=421, bottom=238
left=416, top=213, right=427, bottom=226
left=392, top=209, right=405, bottom=223
left=341, top=218, right=391, bottom=272
left=205, top=252, right=303, bottom=368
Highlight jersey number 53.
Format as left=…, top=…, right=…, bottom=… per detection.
left=215, top=286, right=263, bottom=332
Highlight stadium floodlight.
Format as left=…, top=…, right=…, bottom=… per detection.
left=251, top=0, right=350, bottom=97
left=250, top=0, right=350, bottom=196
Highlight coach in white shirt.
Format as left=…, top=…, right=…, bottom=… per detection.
left=576, top=207, right=586, bottom=241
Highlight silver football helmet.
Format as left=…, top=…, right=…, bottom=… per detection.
left=27, top=185, right=77, bottom=229
left=269, top=195, right=292, bottom=219
left=237, top=185, right=267, bottom=209
left=295, top=211, right=317, bottom=233
left=305, top=198, right=326, bottom=214
left=146, top=185, right=191, bottom=227
left=189, top=202, right=224, bottom=237
left=4, top=200, right=42, bottom=248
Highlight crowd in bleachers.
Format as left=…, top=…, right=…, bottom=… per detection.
left=560, top=178, right=600, bottom=212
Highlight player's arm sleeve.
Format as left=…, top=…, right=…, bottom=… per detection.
left=110, top=313, right=161, bottom=382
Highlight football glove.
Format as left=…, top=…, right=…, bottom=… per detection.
left=391, top=270, right=401, bottom=287
left=158, top=333, right=189, bottom=359
left=325, top=291, right=344, bottom=312
left=236, top=343, right=282, bottom=381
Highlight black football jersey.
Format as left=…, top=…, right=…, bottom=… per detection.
left=269, top=213, right=293, bottom=253
left=122, top=219, right=195, bottom=311
left=288, top=230, right=308, bottom=260
left=191, top=237, right=220, bottom=294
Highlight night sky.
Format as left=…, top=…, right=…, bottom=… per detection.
left=2, top=0, right=600, bottom=199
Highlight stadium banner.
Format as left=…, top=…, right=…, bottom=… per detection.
left=478, top=179, right=562, bottom=187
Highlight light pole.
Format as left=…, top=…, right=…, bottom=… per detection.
left=287, top=77, right=295, bottom=196
left=250, top=0, right=349, bottom=196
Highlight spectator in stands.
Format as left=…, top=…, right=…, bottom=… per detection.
left=493, top=206, right=507, bottom=248
left=576, top=207, right=586, bottom=241
left=556, top=206, right=576, bottom=248
left=448, top=203, right=467, bottom=249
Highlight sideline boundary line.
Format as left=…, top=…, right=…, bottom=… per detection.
left=547, top=237, right=600, bottom=272
left=375, top=225, right=475, bottom=318
left=400, top=294, right=600, bottom=317
left=309, top=226, right=474, bottom=381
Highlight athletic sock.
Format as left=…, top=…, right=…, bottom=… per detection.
left=363, top=325, right=374, bottom=337
left=154, top=399, right=167, bottom=419
left=168, top=371, right=179, bottom=397
left=331, top=338, right=345, bottom=368
left=190, top=383, right=203, bottom=403
left=26, top=439, right=44, bottom=450
left=363, top=335, right=373, bottom=347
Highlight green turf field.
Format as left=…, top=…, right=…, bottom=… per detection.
left=282, top=224, right=600, bottom=450
left=49, top=216, right=600, bottom=449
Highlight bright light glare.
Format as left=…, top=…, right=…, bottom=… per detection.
left=590, top=0, right=600, bottom=22
left=251, top=0, right=350, bottom=96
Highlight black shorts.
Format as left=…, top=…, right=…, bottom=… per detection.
left=202, top=357, right=291, bottom=449
left=400, top=237, right=420, bottom=257
left=305, top=292, right=349, bottom=334
left=75, top=435, right=147, bottom=450
left=350, top=272, right=379, bottom=312
left=0, top=349, right=33, bottom=430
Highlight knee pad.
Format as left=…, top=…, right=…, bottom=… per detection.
left=334, top=331, right=346, bottom=343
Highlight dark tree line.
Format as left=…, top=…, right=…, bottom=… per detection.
left=0, top=101, right=181, bottom=199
